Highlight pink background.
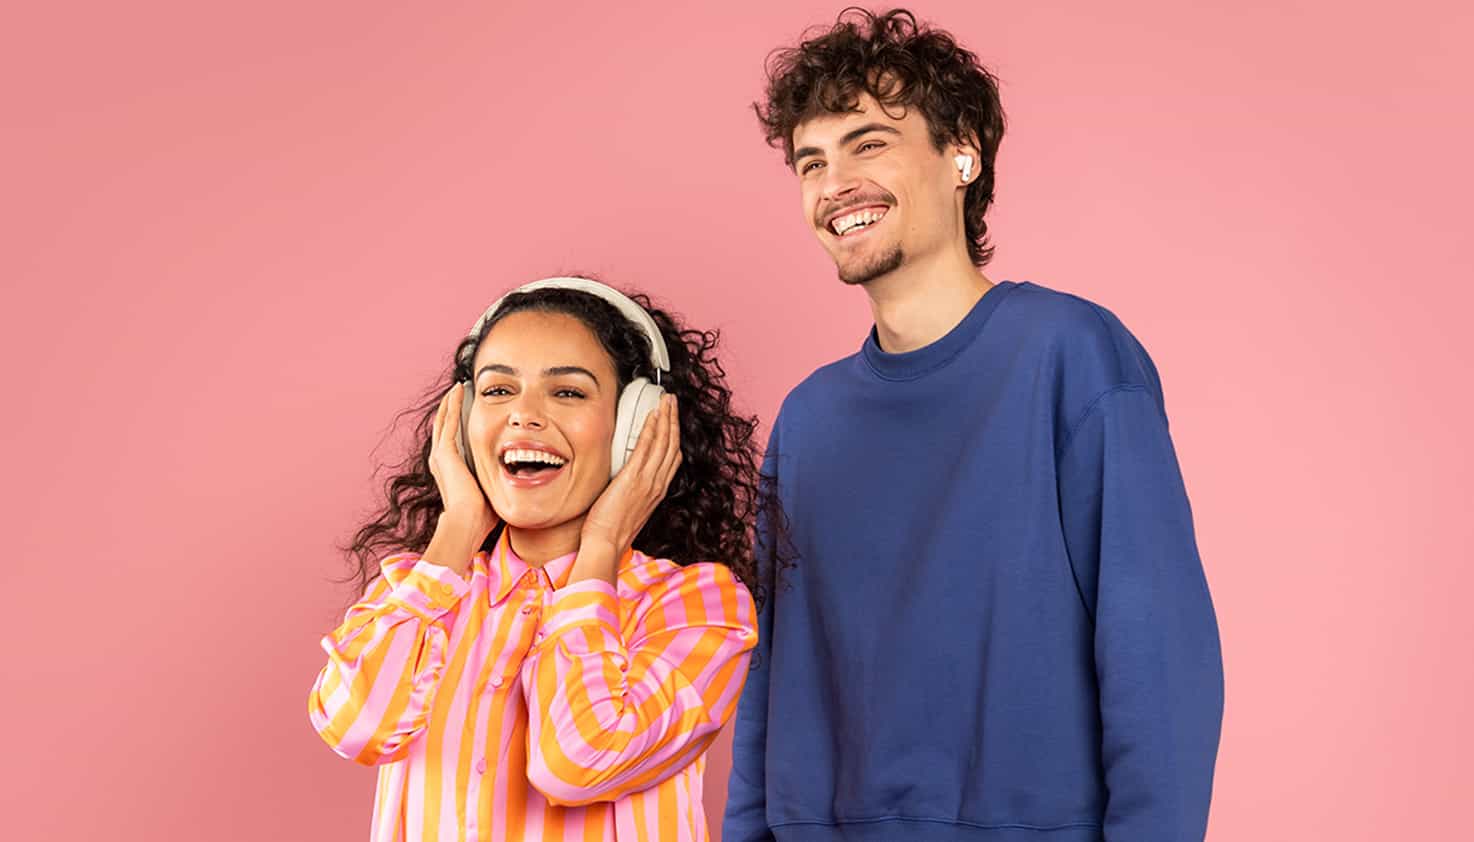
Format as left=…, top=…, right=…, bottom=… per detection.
left=4, top=1, right=1471, bottom=839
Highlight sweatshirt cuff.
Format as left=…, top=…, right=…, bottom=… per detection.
left=539, top=579, right=620, bottom=650
left=388, top=559, right=470, bottom=618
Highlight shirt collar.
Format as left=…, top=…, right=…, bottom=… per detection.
left=483, top=528, right=581, bottom=605
left=860, top=280, right=1018, bottom=381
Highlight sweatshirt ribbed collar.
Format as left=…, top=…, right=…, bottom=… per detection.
left=861, top=280, right=1018, bottom=381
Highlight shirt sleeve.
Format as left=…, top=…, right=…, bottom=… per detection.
left=722, top=427, right=781, bottom=842
left=521, top=561, right=758, bottom=807
left=1057, top=385, right=1224, bottom=841
left=306, top=554, right=470, bottom=766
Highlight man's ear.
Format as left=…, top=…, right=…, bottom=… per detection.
left=953, top=152, right=976, bottom=183
left=950, top=130, right=982, bottom=185
left=951, top=148, right=980, bottom=184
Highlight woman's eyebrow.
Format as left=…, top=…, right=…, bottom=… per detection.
left=475, top=363, right=518, bottom=379
left=544, top=366, right=600, bottom=386
left=475, top=363, right=600, bottom=386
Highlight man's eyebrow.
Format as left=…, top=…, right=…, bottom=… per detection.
left=793, top=123, right=902, bottom=163
left=475, top=364, right=601, bottom=386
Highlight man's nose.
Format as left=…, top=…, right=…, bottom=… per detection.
left=819, top=161, right=862, bottom=201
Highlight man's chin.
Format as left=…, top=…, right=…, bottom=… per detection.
left=836, top=245, right=905, bottom=286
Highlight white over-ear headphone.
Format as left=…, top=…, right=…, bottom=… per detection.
left=455, top=277, right=671, bottom=479
left=954, top=154, right=975, bottom=182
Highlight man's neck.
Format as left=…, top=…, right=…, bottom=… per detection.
left=864, top=248, right=993, bottom=354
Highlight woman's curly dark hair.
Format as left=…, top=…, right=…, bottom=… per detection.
left=344, top=278, right=769, bottom=606
left=756, top=7, right=1006, bottom=266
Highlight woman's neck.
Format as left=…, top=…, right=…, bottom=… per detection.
left=506, top=519, right=583, bottom=566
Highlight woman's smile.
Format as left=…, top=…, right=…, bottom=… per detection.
left=497, top=439, right=571, bottom=488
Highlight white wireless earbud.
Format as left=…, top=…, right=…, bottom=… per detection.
left=954, top=154, right=975, bottom=182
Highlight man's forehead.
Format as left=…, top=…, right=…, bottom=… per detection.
left=793, top=95, right=913, bottom=147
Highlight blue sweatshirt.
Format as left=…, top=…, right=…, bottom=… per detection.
left=722, top=281, right=1223, bottom=842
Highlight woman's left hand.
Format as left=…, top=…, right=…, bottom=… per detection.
left=581, top=393, right=682, bottom=556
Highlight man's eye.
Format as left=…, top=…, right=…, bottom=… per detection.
left=858, top=141, right=883, bottom=153
left=801, top=160, right=824, bottom=174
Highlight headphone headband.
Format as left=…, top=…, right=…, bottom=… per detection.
left=461, top=277, right=671, bottom=376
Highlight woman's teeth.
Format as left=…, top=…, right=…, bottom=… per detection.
left=501, top=449, right=567, bottom=474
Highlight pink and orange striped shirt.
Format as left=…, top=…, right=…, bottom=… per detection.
left=308, top=531, right=758, bottom=841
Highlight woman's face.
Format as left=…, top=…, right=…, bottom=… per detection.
left=465, top=310, right=619, bottom=533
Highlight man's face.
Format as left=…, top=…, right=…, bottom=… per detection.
left=791, top=94, right=962, bottom=286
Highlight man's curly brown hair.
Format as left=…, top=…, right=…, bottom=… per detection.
left=756, top=7, right=1006, bottom=266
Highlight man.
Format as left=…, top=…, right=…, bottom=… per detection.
left=723, top=9, right=1224, bottom=842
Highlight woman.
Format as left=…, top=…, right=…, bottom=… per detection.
left=309, top=277, right=764, bottom=841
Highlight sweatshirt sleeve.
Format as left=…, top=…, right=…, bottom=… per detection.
left=521, top=562, right=758, bottom=807
left=306, top=554, right=469, bottom=765
left=1057, top=385, right=1224, bottom=841
left=722, top=427, right=781, bottom=842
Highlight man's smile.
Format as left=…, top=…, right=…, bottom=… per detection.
left=828, top=205, right=891, bottom=237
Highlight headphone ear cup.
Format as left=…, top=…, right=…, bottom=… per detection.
left=456, top=381, right=476, bottom=475
left=611, top=378, right=665, bottom=478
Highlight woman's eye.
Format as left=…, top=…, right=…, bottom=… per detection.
left=554, top=388, right=586, bottom=399
left=482, top=386, right=511, bottom=397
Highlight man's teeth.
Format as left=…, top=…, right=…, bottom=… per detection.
left=831, top=208, right=887, bottom=235
left=501, top=449, right=567, bottom=467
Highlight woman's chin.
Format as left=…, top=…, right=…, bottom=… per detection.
left=496, top=504, right=586, bottom=536
left=492, top=470, right=603, bottom=534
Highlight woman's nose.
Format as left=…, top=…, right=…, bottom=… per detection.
left=507, top=396, right=546, bottom=430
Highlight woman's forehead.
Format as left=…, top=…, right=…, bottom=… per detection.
left=473, top=310, right=615, bottom=376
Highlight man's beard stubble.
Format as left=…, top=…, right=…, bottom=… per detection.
left=837, top=245, right=904, bottom=286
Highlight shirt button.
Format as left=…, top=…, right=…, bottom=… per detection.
left=475, top=758, right=487, bottom=774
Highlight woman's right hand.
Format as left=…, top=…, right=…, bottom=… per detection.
left=427, top=383, right=499, bottom=562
